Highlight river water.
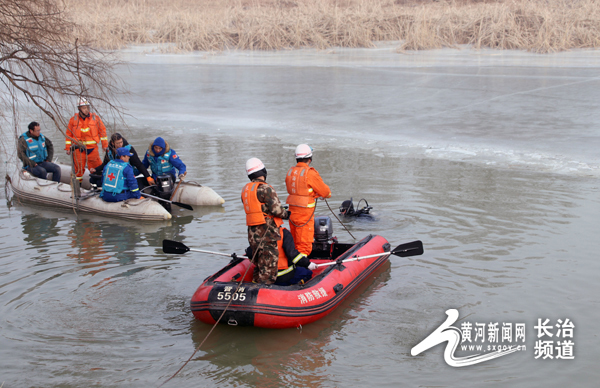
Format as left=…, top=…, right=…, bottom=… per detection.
left=1, top=45, right=599, bottom=387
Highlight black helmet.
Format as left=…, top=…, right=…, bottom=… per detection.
left=339, top=199, right=355, bottom=216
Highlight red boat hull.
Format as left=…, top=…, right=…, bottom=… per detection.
left=190, top=234, right=390, bottom=329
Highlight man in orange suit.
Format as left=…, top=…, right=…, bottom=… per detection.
left=285, top=144, right=331, bottom=256
left=65, top=97, right=108, bottom=182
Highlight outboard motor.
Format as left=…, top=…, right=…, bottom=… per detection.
left=313, top=215, right=334, bottom=252
left=155, top=174, right=175, bottom=212
left=156, top=174, right=174, bottom=197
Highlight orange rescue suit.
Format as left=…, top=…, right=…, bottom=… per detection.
left=242, top=181, right=284, bottom=227
left=66, top=112, right=108, bottom=180
left=285, top=162, right=331, bottom=255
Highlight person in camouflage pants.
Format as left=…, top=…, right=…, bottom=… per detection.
left=242, top=158, right=290, bottom=284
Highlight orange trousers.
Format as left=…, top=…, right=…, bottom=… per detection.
left=289, top=207, right=315, bottom=255
left=72, top=146, right=102, bottom=180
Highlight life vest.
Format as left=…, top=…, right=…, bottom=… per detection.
left=21, top=132, right=47, bottom=164
left=102, top=160, right=127, bottom=194
left=242, top=181, right=284, bottom=227
left=285, top=165, right=316, bottom=208
left=66, top=113, right=103, bottom=148
left=148, top=150, right=173, bottom=176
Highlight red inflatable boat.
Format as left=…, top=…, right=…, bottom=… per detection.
left=189, top=232, right=392, bottom=329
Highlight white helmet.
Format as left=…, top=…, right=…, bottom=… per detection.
left=78, top=97, right=91, bottom=107
left=245, top=158, right=265, bottom=176
left=295, top=144, right=313, bottom=158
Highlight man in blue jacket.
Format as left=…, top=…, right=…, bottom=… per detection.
left=142, top=137, right=187, bottom=182
left=17, top=121, right=62, bottom=182
left=100, top=147, right=141, bottom=203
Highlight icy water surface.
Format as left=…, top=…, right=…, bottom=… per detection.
left=1, top=46, right=599, bottom=387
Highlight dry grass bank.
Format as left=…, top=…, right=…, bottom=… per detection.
left=65, top=0, right=600, bottom=53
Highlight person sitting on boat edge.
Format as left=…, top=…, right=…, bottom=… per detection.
left=242, top=157, right=290, bottom=284
left=89, top=133, right=154, bottom=188
left=245, top=226, right=317, bottom=286
left=285, top=144, right=331, bottom=256
left=17, top=121, right=62, bottom=182
left=99, top=147, right=141, bottom=202
left=142, top=136, right=186, bottom=183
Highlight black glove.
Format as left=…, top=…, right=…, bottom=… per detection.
left=281, top=210, right=290, bottom=220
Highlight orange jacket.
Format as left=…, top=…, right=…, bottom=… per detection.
left=65, top=113, right=108, bottom=150
left=285, top=162, right=331, bottom=208
left=242, top=181, right=284, bottom=227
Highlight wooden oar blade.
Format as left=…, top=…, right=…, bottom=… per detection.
left=391, top=240, right=424, bottom=257
left=173, top=201, right=193, bottom=211
left=163, top=239, right=190, bottom=254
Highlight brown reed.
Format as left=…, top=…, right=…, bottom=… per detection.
left=64, top=0, right=600, bottom=53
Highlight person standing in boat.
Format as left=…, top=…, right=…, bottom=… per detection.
left=65, top=97, right=108, bottom=184
left=17, top=121, right=62, bottom=182
left=99, top=147, right=141, bottom=202
left=242, top=157, right=291, bottom=284
left=285, top=144, right=332, bottom=256
left=89, top=133, right=154, bottom=187
left=245, top=226, right=317, bottom=286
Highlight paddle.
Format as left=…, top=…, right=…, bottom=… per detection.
left=314, top=240, right=423, bottom=268
left=162, top=239, right=239, bottom=258
left=142, top=192, right=193, bottom=211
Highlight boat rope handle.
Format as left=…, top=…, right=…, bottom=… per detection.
left=57, top=183, right=75, bottom=192
left=159, top=227, right=270, bottom=387
left=123, top=197, right=152, bottom=206
left=324, top=198, right=356, bottom=240
left=34, top=178, right=58, bottom=187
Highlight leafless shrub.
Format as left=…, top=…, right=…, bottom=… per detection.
left=0, top=0, right=126, bottom=141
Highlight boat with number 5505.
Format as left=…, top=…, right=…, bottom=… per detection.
left=168, top=216, right=423, bottom=329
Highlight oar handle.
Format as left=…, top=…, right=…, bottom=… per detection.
left=188, top=248, right=235, bottom=258
left=314, top=251, right=390, bottom=268
left=142, top=192, right=172, bottom=204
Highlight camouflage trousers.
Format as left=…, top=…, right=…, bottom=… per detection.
left=247, top=221, right=281, bottom=284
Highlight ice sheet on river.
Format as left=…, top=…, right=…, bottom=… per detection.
left=119, top=44, right=600, bottom=177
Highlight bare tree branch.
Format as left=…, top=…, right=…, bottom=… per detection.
left=0, top=0, right=126, bottom=143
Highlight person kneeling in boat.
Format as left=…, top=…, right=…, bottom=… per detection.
left=245, top=226, right=317, bottom=286
left=99, top=147, right=141, bottom=202
left=90, top=133, right=154, bottom=189
left=242, top=157, right=292, bottom=284
left=17, top=121, right=62, bottom=182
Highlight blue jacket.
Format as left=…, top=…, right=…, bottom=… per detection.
left=142, top=140, right=186, bottom=178
left=100, top=159, right=141, bottom=200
